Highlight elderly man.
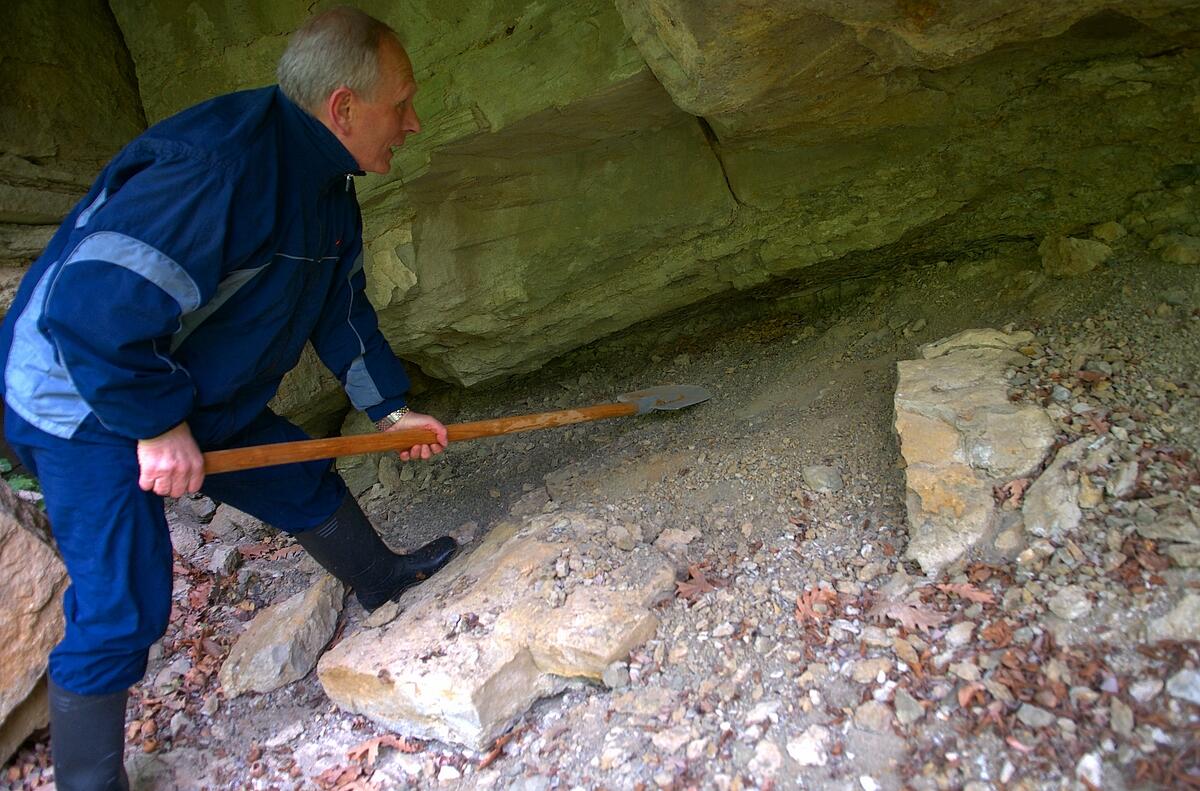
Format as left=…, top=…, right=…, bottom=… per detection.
left=0, top=8, right=452, bottom=789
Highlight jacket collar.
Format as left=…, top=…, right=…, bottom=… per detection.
left=277, top=87, right=364, bottom=188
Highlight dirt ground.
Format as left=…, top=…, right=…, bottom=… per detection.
left=4, top=233, right=1198, bottom=790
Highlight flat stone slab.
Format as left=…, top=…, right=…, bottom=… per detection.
left=318, top=511, right=675, bottom=749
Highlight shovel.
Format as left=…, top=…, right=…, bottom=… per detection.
left=202, top=384, right=712, bottom=475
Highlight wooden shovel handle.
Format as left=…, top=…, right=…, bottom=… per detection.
left=203, top=401, right=637, bottom=475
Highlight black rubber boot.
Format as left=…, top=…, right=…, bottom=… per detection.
left=295, top=495, right=457, bottom=611
left=48, top=680, right=130, bottom=791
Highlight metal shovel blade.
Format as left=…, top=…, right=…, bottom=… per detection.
left=617, top=384, right=713, bottom=415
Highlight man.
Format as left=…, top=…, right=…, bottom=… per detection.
left=0, top=8, right=453, bottom=790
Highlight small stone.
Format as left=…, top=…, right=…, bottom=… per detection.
left=602, top=661, right=630, bottom=690
left=1110, top=698, right=1134, bottom=737
left=1078, top=475, right=1103, bottom=509
left=862, top=626, right=890, bottom=647
left=1106, top=461, right=1138, bottom=499
left=950, top=661, right=980, bottom=682
left=437, top=765, right=461, bottom=782
left=451, top=521, right=480, bottom=544
left=894, top=689, right=924, bottom=726
left=854, top=700, right=893, bottom=733
left=745, top=700, right=782, bottom=725
left=1016, top=703, right=1056, bottom=728
left=786, top=725, right=831, bottom=767
left=712, top=622, right=735, bottom=638
left=606, top=523, right=641, bottom=551
left=1166, top=670, right=1200, bottom=705
left=945, top=622, right=976, bottom=647
left=1154, top=232, right=1200, bottom=265
left=1092, top=221, right=1126, bottom=242
left=652, top=726, right=691, bottom=754
left=749, top=740, right=783, bottom=779
left=802, top=465, right=843, bottom=494
left=182, top=495, right=218, bottom=521
left=1076, top=753, right=1103, bottom=788
left=857, top=562, right=886, bottom=583
left=207, top=544, right=241, bottom=577
left=860, top=777, right=881, bottom=791
left=1049, top=586, right=1092, bottom=621
left=170, top=523, right=203, bottom=559
left=994, top=527, right=1024, bottom=554
left=1129, top=679, right=1163, bottom=703
left=851, top=658, right=893, bottom=684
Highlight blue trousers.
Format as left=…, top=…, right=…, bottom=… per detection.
left=6, top=410, right=346, bottom=695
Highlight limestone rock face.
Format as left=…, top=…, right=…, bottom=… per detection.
left=895, top=329, right=1055, bottom=573
left=317, top=511, right=675, bottom=749
left=0, top=1, right=145, bottom=292
left=0, top=484, right=67, bottom=764
left=219, top=574, right=345, bottom=698
left=103, top=0, right=1200, bottom=396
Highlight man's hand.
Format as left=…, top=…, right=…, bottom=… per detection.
left=137, top=422, right=204, bottom=497
left=387, top=411, right=448, bottom=461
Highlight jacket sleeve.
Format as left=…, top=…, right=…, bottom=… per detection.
left=40, top=153, right=237, bottom=439
left=310, top=228, right=411, bottom=422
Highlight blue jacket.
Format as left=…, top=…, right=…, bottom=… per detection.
left=0, top=86, right=410, bottom=447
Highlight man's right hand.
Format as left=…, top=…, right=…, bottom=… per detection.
left=137, top=422, right=205, bottom=497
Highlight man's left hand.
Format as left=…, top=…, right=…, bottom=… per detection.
left=387, top=411, right=448, bottom=461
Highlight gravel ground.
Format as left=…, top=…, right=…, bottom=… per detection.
left=3, top=228, right=1198, bottom=790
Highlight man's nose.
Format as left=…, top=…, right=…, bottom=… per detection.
left=404, top=105, right=421, bottom=135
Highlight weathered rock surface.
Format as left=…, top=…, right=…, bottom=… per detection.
left=1, top=0, right=145, bottom=294
left=218, top=574, right=344, bottom=699
left=318, top=511, right=675, bottom=748
left=896, top=329, right=1055, bottom=573
left=1147, top=594, right=1200, bottom=643
left=100, top=0, right=1200, bottom=400
left=1023, top=439, right=1087, bottom=541
left=0, top=484, right=67, bottom=764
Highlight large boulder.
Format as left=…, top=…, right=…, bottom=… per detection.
left=317, top=511, right=675, bottom=748
left=0, top=484, right=67, bottom=764
left=895, top=329, right=1056, bottom=573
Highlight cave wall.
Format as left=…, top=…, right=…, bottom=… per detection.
left=0, top=0, right=145, bottom=303
left=8, top=2, right=1200, bottom=412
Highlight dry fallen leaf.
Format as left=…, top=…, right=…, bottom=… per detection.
left=936, top=582, right=996, bottom=604
left=676, top=564, right=719, bottom=601
left=981, top=619, right=1014, bottom=647
left=795, top=588, right=838, bottom=624
left=997, top=477, right=1032, bottom=508
left=237, top=542, right=274, bottom=559
left=957, top=682, right=986, bottom=707
left=347, top=735, right=421, bottom=768
left=869, top=600, right=947, bottom=633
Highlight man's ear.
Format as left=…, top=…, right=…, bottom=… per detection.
left=324, top=86, right=355, bottom=136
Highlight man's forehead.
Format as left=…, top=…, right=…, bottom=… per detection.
left=381, top=36, right=416, bottom=88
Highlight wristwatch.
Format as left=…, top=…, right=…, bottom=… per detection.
left=373, top=406, right=410, bottom=432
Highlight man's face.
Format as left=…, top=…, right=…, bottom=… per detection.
left=345, top=37, right=421, bottom=174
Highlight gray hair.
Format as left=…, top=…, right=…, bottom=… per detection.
left=277, top=6, right=398, bottom=112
